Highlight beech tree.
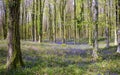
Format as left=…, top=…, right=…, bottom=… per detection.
left=6, top=0, right=24, bottom=69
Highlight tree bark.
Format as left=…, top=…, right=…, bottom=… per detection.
left=7, top=0, right=24, bottom=70
left=92, top=0, right=98, bottom=59
left=39, top=0, right=45, bottom=43
left=105, top=0, right=110, bottom=48
left=2, top=0, right=8, bottom=39
left=54, top=0, right=57, bottom=43
left=60, top=0, right=66, bottom=44
left=74, top=0, right=77, bottom=44
left=32, top=0, right=35, bottom=42
left=49, top=3, right=54, bottom=42
left=117, top=0, right=120, bottom=53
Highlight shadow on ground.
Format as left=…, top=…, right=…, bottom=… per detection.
left=0, top=42, right=120, bottom=75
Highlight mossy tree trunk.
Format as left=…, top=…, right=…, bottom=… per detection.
left=6, top=0, right=24, bottom=70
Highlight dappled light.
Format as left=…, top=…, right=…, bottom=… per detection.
left=0, top=0, right=120, bottom=75
left=0, top=41, right=120, bottom=75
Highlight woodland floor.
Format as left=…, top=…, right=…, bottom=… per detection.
left=0, top=40, right=120, bottom=75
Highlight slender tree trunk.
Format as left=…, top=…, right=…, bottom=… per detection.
left=60, top=0, right=66, bottom=44
left=35, top=0, right=39, bottom=41
left=49, top=3, right=54, bottom=42
left=24, top=4, right=27, bottom=40
left=109, top=0, right=112, bottom=39
left=92, top=0, right=98, bottom=59
left=105, top=0, right=110, bottom=48
left=39, top=0, right=45, bottom=43
left=54, top=0, right=57, bottom=43
left=74, top=0, right=77, bottom=44
left=117, top=0, right=120, bottom=53
left=88, top=0, right=92, bottom=45
left=115, top=0, right=118, bottom=45
left=2, top=1, right=8, bottom=39
left=21, top=1, right=24, bottom=40
left=32, top=0, right=35, bottom=41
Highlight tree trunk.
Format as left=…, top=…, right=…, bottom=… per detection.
left=24, top=5, right=27, bottom=41
left=117, top=0, right=120, bottom=53
left=39, top=0, right=45, bottom=43
left=35, top=0, right=39, bottom=41
left=21, top=1, right=24, bottom=40
left=60, top=0, right=66, bottom=44
left=49, top=3, right=54, bottom=42
left=6, top=0, right=24, bottom=70
left=54, top=0, right=57, bottom=43
left=2, top=0, right=8, bottom=39
left=74, top=0, right=77, bottom=44
left=88, top=0, right=92, bottom=45
left=32, top=0, right=35, bottom=41
left=105, top=0, right=110, bottom=48
left=92, top=0, right=98, bottom=59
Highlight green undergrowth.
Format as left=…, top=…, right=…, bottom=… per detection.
left=0, top=40, right=120, bottom=75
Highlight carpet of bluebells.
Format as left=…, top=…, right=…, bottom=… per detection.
left=0, top=40, right=120, bottom=75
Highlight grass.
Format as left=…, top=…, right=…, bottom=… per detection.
left=0, top=40, right=120, bottom=75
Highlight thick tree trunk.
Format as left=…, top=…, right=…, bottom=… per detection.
left=6, top=0, right=24, bottom=70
